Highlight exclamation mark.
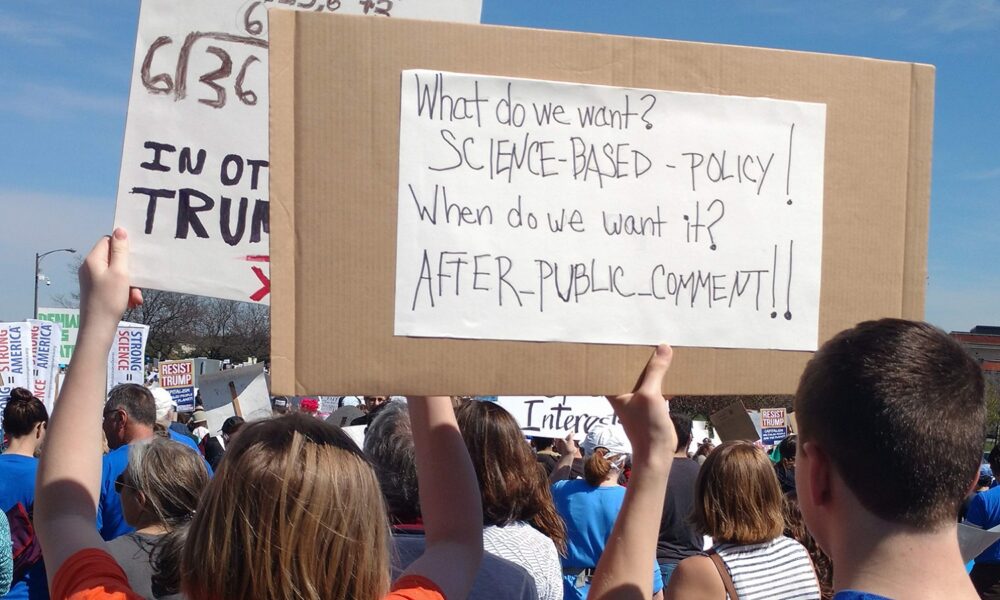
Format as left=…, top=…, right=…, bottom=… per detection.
left=785, top=123, right=795, bottom=206
left=784, top=240, right=794, bottom=320
left=770, top=244, right=778, bottom=318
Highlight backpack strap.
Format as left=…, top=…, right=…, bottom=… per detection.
left=708, top=549, right=740, bottom=600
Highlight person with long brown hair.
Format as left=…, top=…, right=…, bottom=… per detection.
left=33, top=229, right=485, bottom=600
left=455, top=400, right=567, bottom=600
left=665, top=441, right=820, bottom=600
left=550, top=425, right=665, bottom=600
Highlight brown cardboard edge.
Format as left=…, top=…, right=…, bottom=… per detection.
left=268, top=9, right=297, bottom=395
left=902, top=63, right=935, bottom=320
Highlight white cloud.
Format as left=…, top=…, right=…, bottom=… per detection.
left=921, top=0, right=1000, bottom=33
left=0, top=12, right=95, bottom=47
left=962, top=166, right=1000, bottom=181
left=0, top=82, right=125, bottom=120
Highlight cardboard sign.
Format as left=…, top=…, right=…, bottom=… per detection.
left=496, top=396, right=618, bottom=440
left=158, top=359, right=196, bottom=412
left=0, top=322, right=33, bottom=427
left=198, top=364, right=272, bottom=436
left=37, top=308, right=78, bottom=366
left=114, top=0, right=482, bottom=304
left=710, top=402, right=761, bottom=442
left=28, top=320, right=62, bottom=414
left=959, top=522, right=1000, bottom=563
left=395, top=70, right=825, bottom=350
left=760, top=407, right=788, bottom=446
left=269, top=13, right=933, bottom=396
left=106, top=322, right=150, bottom=390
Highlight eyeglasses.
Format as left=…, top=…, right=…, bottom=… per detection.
left=114, top=472, right=136, bottom=494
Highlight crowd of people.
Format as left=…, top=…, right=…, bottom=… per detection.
left=0, top=229, right=990, bottom=600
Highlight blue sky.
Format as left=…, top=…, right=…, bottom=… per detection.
left=1, top=0, right=997, bottom=332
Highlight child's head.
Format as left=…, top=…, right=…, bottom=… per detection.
left=794, top=319, right=985, bottom=541
left=182, top=413, right=390, bottom=600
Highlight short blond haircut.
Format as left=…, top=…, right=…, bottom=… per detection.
left=691, top=441, right=785, bottom=545
left=181, top=414, right=390, bottom=600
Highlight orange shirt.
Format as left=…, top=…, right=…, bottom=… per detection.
left=53, top=548, right=446, bottom=600
left=386, top=575, right=446, bottom=600
left=51, top=549, right=143, bottom=600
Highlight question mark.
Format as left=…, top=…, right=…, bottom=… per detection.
left=706, top=199, right=725, bottom=250
left=640, top=93, right=656, bottom=130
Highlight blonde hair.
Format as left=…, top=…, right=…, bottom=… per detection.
left=691, top=441, right=785, bottom=545
left=181, top=414, right=391, bottom=600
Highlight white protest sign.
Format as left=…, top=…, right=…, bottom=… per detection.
left=106, top=322, right=150, bottom=390
left=960, top=521, right=1000, bottom=563
left=394, top=70, right=826, bottom=350
left=0, top=322, right=33, bottom=428
left=28, top=320, right=62, bottom=413
left=115, top=0, right=483, bottom=303
left=37, top=307, right=79, bottom=365
left=198, top=364, right=272, bottom=436
left=495, top=396, right=618, bottom=440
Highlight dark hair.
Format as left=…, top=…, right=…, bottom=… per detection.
left=531, top=437, right=555, bottom=452
left=456, top=401, right=567, bottom=552
left=795, top=319, right=986, bottom=528
left=2, top=388, right=48, bottom=437
left=778, top=435, right=797, bottom=460
left=363, top=402, right=421, bottom=523
left=670, top=412, right=693, bottom=453
left=106, top=384, right=157, bottom=427
left=221, top=416, right=245, bottom=436
left=988, top=445, right=1000, bottom=475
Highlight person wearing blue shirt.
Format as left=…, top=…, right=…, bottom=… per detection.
left=0, top=388, right=50, bottom=600
left=967, top=484, right=1000, bottom=598
left=100, top=384, right=211, bottom=541
left=550, top=428, right=663, bottom=600
left=149, top=386, right=200, bottom=453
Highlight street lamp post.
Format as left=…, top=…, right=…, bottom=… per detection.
left=34, top=248, right=76, bottom=319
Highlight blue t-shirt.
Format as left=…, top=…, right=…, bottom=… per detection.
left=168, top=428, right=200, bottom=452
left=832, top=592, right=892, bottom=600
left=0, top=454, right=49, bottom=600
left=98, top=444, right=132, bottom=541
left=98, top=438, right=213, bottom=541
left=966, top=487, right=1000, bottom=563
left=551, top=479, right=663, bottom=599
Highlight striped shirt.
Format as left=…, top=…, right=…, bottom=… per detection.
left=713, top=536, right=821, bottom=600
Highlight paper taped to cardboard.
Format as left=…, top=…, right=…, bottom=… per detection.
left=268, top=13, right=934, bottom=395
left=114, top=0, right=482, bottom=303
left=395, top=70, right=826, bottom=350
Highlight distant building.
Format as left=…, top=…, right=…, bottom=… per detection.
left=951, top=326, right=1000, bottom=388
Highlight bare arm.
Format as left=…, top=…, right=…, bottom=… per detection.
left=663, top=556, right=725, bottom=600
left=34, top=230, right=142, bottom=586
left=588, top=345, right=677, bottom=600
left=403, top=396, right=483, bottom=598
left=548, top=434, right=579, bottom=484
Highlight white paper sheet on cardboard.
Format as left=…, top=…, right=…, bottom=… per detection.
left=496, top=396, right=620, bottom=440
left=394, top=70, right=826, bottom=350
left=115, top=1, right=483, bottom=304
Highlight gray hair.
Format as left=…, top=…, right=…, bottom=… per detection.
left=126, top=437, right=209, bottom=527
left=362, top=401, right=421, bottom=523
